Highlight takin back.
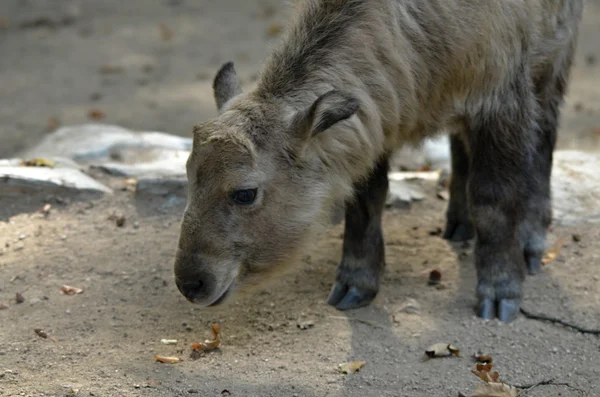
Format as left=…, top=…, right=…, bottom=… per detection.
left=174, top=0, right=583, bottom=322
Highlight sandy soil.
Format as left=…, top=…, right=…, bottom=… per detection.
left=1, top=1, right=600, bottom=397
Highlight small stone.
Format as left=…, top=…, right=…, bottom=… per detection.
left=396, top=298, right=420, bottom=315
left=133, top=221, right=140, bottom=229
left=18, top=234, right=25, bottom=240
left=115, top=215, right=125, bottom=227
left=428, top=269, right=442, bottom=286
left=296, top=320, right=315, bottom=330
left=572, top=234, right=581, bottom=242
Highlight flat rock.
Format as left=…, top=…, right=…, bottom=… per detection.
left=386, top=180, right=426, bottom=209
left=551, top=150, right=600, bottom=224
left=21, top=123, right=191, bottom=161
left=390, top=136, right=450, bottom=172
left=0, top=159, right=112, bottom=198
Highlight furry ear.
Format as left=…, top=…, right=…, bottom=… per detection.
left=213, top=62, right=242, bottom=112
left=291, top=90, right=359, bottom=146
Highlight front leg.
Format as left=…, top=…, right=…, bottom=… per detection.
left=443, top=134, right=475, bottom=241
left=327, top=157, right=389, bottom=310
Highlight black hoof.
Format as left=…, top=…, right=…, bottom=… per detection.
left=525, top=254, right=542, bottom=275
left=327, top=282, right=376, bottom=310
left=443, top=220, right=475, bottom=242
left=477, top=298, right=520, bottom=323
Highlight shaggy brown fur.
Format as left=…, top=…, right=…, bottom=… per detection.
left=174, top=0, right=583, bottom=322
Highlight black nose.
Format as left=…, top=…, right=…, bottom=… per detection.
left=175, top=272, right=216, bottom=304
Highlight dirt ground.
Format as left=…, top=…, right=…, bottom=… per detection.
left=1, top=1, right=600, bottom=397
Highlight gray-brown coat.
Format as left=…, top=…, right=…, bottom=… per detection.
left=174, top=0, right=583, bottom=322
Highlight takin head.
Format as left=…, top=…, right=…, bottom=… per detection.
left=173, top=62, right=359, bottom=306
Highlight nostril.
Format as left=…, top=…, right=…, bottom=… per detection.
left=192, top=279, right=204, bottom=291
left=177, top=277, right=210, bottom=302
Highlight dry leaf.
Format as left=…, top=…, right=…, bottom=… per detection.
left=542, top=238, right=564, bottom=265
left=339, top=361, right=366, bottom=374
left=191, top=323, right=221, bottom=351
left=88, top=109, right=106, bottom=120
left=192, top=339, right=220, bottom=351
left=154, top=355, right=181, bottom=364
left=266, top=23, right=282, bottom=37
left=473, top=352, right=493, bottom=364
left=21, top=158, right=56, bottom=168
left=158, top=23, right=173, bottom=40
left=210, top=323, right=221, bottom=339
left=15, top=292, right=24, bottom=304
left=34, top=328, right=48, bottom=339
left=60, top=285, right=83, bottom=295
left=471, top=382, right=518, bottom=397
left=160, top=339, right=178, bottom=345
left=593, top=127, right=600, bottom=136
left=425, top=343, right=460, bottom=358
left=472, top=363, right=499, bottom=383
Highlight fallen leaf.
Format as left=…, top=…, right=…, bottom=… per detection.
left=191, top=339, right=220, bottom=351
left=34, top=328, right=48, bottom=339
left=266, top=23, right=282, bottom=37
left=160, top=339, right=178, bottom=345
left=425, top=343, right=460, bottom=358
left=428, top=269, right=442, bottom=286
left=15, top=293, right=24, bottom=304
left=0, top=17, right=9, bottom=28
left=60, top=285, right=83, bottom=295
left=473, top=352, right=493, bottom=364
left=154, top=355, right=181, bottom=364
left=158, top=23, right=173, bottom=41
left=472, top=363, right=499, bottom=383
left=21, top=158, right=56, bottom=168
left=191, top=323, right=221, bottom=351
left=210, top=323, right=221, bottom=339
left=542, top=238, right=565, bottom=265
left=471, top=382, right=518, bottom=397
left=339, top=361, right=366, bottom=374
left=87, top=109, right=106, bottom=120
left=592, top=127, right=600, bottom=136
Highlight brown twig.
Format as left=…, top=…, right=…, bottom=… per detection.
left=520, top=308, right=600, bottom=335
left=512, top=378, right=590, bottom=396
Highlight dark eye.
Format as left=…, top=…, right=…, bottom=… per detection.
left=230, top=188, right=258, bottom=205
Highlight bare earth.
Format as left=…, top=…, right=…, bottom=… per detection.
left=1, top=1, right=600, bottom=397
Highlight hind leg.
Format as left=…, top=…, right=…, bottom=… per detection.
left=520, top=56, right=574, bottom=275
left=443, top=134, right=475, bottom=241
left=327, top=157, right=389, bottom=310
left=466, top=70, right=543, bottom=322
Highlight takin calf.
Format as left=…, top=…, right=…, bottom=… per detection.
left=174, top=0, right=583, bottom=322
